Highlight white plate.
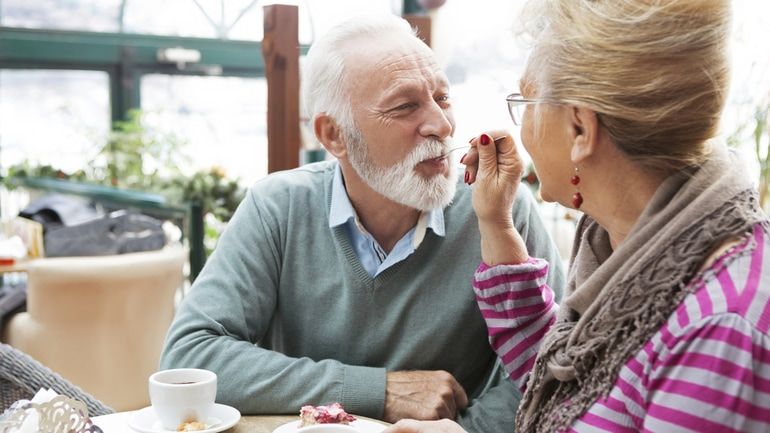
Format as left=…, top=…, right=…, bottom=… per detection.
left=128, top=403, right=241, bottom=433
left=272, top=419, right=386, bottom=433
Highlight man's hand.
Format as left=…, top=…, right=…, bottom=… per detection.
left=383, top=370, right=469, bottom=423
left=382, top=419, right=469, bottom=433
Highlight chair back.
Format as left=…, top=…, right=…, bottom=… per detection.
left=3, top=245, right=186, bottom=411
left=0, top=343, right=113, bottom=416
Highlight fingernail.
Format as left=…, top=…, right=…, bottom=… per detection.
left=464, top=171, right=469, bottom=184
left=480, top=134, right=490, bottom=145
left=460, top=153, right=467, bottom=164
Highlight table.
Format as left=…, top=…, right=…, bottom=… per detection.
left=93, top=412, right=293, bottom=433
left=93, top=412, right=389, bottom=433
left=0, top=261, right=28, bottom=273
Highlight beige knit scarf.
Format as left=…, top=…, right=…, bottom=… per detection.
left=515, top=145, right=768, bottom=433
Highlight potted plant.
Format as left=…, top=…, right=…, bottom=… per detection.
left=2, top=109, right=245, bottom=256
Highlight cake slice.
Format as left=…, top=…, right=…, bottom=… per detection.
left=299, top=403, right=356, bottom=427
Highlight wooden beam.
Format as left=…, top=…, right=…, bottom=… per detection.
left=403, top=14, right=432, bottom=47
left=263, top=4, right=301, bottom=173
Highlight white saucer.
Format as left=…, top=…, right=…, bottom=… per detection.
left=128, top=403, right=241, bottom=433
left=272, top=419, right=386, bottom=433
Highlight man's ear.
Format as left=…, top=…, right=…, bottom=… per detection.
left=314, top=114, right=347, bottom=158
left=569, top=106, right=600, bottom=164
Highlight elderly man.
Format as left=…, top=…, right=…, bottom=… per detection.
left=160, top=14, right=563, bottom=433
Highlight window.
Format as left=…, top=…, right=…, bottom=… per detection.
left=436, top=0, right=770, bottom=164
left=141, top=74, right=268, bottom=186
left=1, top=0, right=122, bottom=32
left=0, top=69, right=110, bottom=173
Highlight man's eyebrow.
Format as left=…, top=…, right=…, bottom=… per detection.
left=379, top=76, right=449, bottom=106
left=380, top=85, right=421, bottom=104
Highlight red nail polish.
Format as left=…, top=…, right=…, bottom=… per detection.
left=464, top=171, right=469, bottom=184
left=480, top=134, right=490, bottom=145
left=460, top=153, right=467, bottom=164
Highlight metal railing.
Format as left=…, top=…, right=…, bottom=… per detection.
left=2, top=176, right=205, bottom=282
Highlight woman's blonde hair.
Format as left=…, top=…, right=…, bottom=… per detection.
left=521, top=0, right=731, bottom=171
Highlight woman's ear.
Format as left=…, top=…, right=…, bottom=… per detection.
left=314, top=114, right=347, bottom=158
left=569, top=106, right=600, bottom=163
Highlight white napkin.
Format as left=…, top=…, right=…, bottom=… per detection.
left=5, top=388, right=59, bottom=433
left=0, top=235, right=28, bottom=261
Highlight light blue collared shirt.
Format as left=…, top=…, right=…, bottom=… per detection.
left=328, top=164, right=445, bottom=277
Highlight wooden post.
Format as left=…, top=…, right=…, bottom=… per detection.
left=263, top=4, right=300, bottom=173
left=403, top=14, right=432, bottom=47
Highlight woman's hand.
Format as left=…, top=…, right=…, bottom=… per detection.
left=381, top=419, right=469, bottom=433
left=463, top=131, right=530, bottom=265
left=464, top=131, right=524, bottom=223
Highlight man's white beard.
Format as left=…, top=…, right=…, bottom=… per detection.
left=344, top=127, right=458, bottom=211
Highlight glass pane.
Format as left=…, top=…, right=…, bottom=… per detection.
left=259, top=0, right=398, bottom=44
left=140, top=74, right=268, bottom=186
left=724, top=1, right=770, bottom=153
left=436, top=0, right=770, bottom=158
left=123, top=0, right=266, bottom=40
left=123, top=0, right=397, bottom=41
left=122, top=0, right=220, bottom=38
left=1, top=0, right=121, bottom=32
left=3, top=0, right=399, bottom=40
left=0, top=69, right=110, bottom=174
left=217, top=1, right=264, bottom=42
left=434, top=0, right=527, bottom=146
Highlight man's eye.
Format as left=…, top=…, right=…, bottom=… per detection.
left=436, top=94, right=450, bottom=103
left=395, top=103, right=416, bottom=111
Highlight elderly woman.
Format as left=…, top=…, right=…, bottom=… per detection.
left=385, top=0, right=770, bottom=432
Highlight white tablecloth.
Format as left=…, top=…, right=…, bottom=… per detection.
left=93, top=411, right=137, bottom=433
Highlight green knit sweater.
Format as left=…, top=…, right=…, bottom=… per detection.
left=160, top=161, right=564, bottom=433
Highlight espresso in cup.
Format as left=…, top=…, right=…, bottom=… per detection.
left=149, top=368, right=217, bottom=430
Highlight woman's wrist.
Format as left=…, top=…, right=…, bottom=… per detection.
left=478, top=221, right=530, bottom=265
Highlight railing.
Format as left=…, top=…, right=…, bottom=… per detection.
left=2, top=177, right=205, bottom=282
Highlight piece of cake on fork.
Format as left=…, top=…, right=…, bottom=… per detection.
left=299, top=403, right=356, bottom=427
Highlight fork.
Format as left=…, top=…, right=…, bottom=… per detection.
left=440, top=136, right=506, bottom=158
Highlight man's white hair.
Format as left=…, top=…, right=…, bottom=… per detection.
left=302, top=14, right=418, bottom=131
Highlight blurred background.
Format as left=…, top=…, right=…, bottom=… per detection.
left=2, top=1, right=767, bottom=413
left=1, top=0, right=769, bottom=262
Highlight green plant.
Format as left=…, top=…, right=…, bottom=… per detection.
left=160, top=166, right=244, bottom=223
left=2, top=110, right=245, bottom=249
left=2, top=163, right=88, bottom=185
left=729, top=102, right=770, bottom=211
left=93, top=109, right=190, bottom=190
left=753, top=106, right=770, bottom=210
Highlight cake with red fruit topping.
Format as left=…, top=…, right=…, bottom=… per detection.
left=299, top=403, right=356, bottom=427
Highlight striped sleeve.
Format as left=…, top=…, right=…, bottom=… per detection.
left=643, top=313, right=770, bottom=433
left=473, top=258, right=559, bottom=392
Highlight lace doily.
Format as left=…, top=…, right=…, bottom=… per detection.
left=0, top=395, right=102, bottom=433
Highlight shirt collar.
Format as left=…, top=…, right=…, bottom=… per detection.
left=328, top=164, right=446, bottom=238
left=329, top=163, right=358, bottom=228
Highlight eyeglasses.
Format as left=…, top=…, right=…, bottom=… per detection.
left=506, top=92, right=543, bottom=126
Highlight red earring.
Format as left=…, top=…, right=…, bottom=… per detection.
left=571, top=167, right=583, bottom=209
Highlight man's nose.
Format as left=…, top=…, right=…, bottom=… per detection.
left=419, top=101, right=453, bottom=140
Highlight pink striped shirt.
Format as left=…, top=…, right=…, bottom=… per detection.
left=473, top=224, right=770, bottom=432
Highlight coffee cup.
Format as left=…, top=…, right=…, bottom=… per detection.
left=149, top=368, right=217, bottom=430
